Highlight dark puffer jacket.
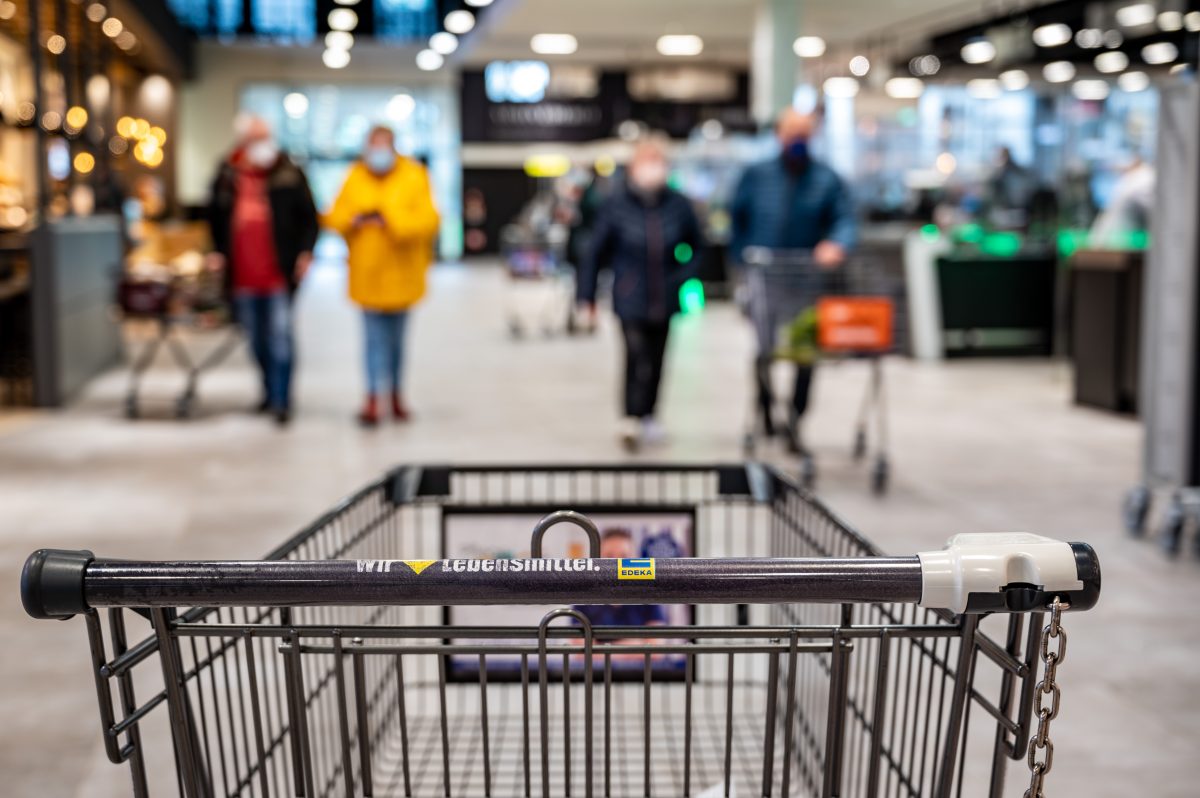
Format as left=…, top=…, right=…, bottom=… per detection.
left=576, top=183, right=702, bottom=322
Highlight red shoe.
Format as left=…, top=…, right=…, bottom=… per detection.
left=357, top=395, right=380, bottom=427
left=391, top=392, right=410, bottom=422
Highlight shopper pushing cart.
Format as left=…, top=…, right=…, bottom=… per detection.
left=730, top=109, right=857, bottom=460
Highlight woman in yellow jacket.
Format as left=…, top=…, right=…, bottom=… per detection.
left=324, top=126, right=439, bottom=425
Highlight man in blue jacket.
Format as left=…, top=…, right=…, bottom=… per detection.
left=730, top=109, right=857, bottom=447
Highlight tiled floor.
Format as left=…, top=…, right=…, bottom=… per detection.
left=1, top=260, right=1197, bottom=796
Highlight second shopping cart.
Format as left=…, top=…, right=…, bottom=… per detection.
left=739, top=247, right=899, bottom=493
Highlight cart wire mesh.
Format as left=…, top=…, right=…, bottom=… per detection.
left=75, top=465, right=1043, bottom=797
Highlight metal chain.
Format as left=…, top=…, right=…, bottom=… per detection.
left=1025, top=597, right=1069, bottom=798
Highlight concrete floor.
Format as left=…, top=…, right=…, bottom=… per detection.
left=1, top=260, right=1197, bottom=796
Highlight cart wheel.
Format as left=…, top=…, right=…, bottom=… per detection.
left=799, top=454, right=817, bottom=490
left=853, top=428, right=867, bottom=461
left=871, top=456, right=889, bottom=496
left=1159, top=497, right=1186, bottom=558
left=1122, top=486, right=1151, bottom=537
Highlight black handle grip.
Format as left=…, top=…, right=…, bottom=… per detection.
left=21, top=549, right=94, bottom=619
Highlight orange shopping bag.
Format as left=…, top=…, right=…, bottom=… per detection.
left=817, top=297, right=894, bottom=352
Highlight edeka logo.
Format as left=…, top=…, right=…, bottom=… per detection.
left=617, top=558, right=656, bottom=580
left=403, top=560, right=437, bottom=575
left=355, top=559, right=438, bottom=574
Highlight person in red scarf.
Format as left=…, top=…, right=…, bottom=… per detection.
left=207, top=114, right=318, bottom=425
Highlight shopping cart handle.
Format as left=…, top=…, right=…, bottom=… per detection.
left=21, top=548, right=94, bottom=620
left=918, top=534, right=1100, bottom=614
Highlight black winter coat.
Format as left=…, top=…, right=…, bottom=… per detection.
left=576, top=184, right=702, bottom=322
left=207, top=154, right=319, bottom=297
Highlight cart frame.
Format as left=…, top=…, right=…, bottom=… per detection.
left=21, top=464, right=1097, bottom=798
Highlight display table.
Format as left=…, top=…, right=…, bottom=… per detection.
left=1069, top=249, right=1143, bottom=414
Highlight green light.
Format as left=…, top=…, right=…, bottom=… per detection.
left=955, top=223, right=985, bottom=244
left=1057, top=229, right=1088, bottom=259
left=674, top=242, right=694, bottom=263
left=679, top=278, right=705, bottom=314
left=920, top=224, right=940, bottom=242
left=980, top=231, right=1021, bottom=257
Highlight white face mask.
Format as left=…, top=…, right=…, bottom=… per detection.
left=244, top=139, right=280, bottom=169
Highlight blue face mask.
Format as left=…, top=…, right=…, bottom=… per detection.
left=782, top=139, right=809, bottom=171
left=364, top=148, right=396, bottom=175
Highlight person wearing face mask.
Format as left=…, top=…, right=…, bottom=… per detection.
left=730, top=109, right=857, bottom=448
left=577, top=137, right=702, bottom=452
left=324, top=125, right=439, bottom=427
left=207, top=113, right=319, bottom=425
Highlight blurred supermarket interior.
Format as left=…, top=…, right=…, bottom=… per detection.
left=3, top=0, right=1200, bottom=795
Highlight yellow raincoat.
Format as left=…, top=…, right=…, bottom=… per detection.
left=324, top=158, right=439, bottom=311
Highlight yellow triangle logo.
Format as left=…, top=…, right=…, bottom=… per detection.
left=402, top=560, right=437, bottom=575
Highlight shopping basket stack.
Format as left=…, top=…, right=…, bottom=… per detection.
left=740, top=248, right=898, bottom=494
left=21, top=463, right=1099, bottom=797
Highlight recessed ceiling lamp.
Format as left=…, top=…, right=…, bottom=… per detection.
left=531, top=33, right=578, bottom=55
left=416, top=49, right=445, bottom=70
left=1188, top=12, right=1200, bottom=32
left=325, top=31, right=353, bottom=49
left=793, top=36, right=826, bottom=58
left=1072, top=79, right=1110, bottom=100
left=999, top=69, right=1029, bottom=90
left=283, top=93, right=309, bottom=118
left=909, top=54, right=940, bottom=75
left=884, top=77, right=924, bottom=98
left=430, top=31, right=459, bottom=54
left=1158, top=11, right=1184, bottom=31
left=444, top=10, right=475, bottom=34
left=1118, top=70, right=1150, bottom=91
left=1032, top=23, right=1072, bottom=47
left=966, top=78, right=1001, bottom=98
left=1103, top=30, right=1124, bottom=47
left=465, top=0, right=493, bottom=6
left=960, top=39, right=996, bottom=64
left=1094, top=51, right=1129, bottom=73
left=387, top=93, right=416, bottom=121
left=85, top=4, right=106, bottom=23
left=1116, top=3, right=1156, bottom=28
left=657, top=34, right=703, bottom=56
left=328, top=8, right=357, bottom=31
left=1075, top=28, right=1103, bottom=47
left=101, top=17, right=122, bottom=37
left=323, top=48, right=351, bottom=69
left=822, top=76, right=859, bottom=98
left=849, top=55, right=870, bottom=76
left=1043, top=60, right=1076, bottom=82
left=1142, top=41, right=1179, bottom=64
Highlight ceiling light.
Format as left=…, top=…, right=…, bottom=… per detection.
left=1171, top=63, right=1189, bottom=75
left=325, top=31, right=353, bottom=49
left=1159, top=11, right=1184, bottom=31
left=849, top=55, right=870, bottom=76
left=1072, top=79, right=1110, bottom=100
left=387, top=93, right=416, bottom=121
left=999, top=69, right=1029, bottom=90
left=328, top=8, right=357, bottom=31
left=65, top=106, right=88, bottom=129
left=966, top=78, right=1001, bottom=98
left=101, top=17, right=122, bottom=37
left=334, top=0, right=360, bottom=4
left=822, top=76, right=859, bottom=98
left=1142, top=41, right=1179, bottom=64
left=960, top=39, right=995, bottom=64
left=1032, top=23, right=1072, bottom=47
left=416, top=49, right=444, bottom=70
left=1116, top=3, right=1156, bottom=28
left=444, top=10, right=475, bottom=34
left=1118, top=70, right=1150, bottom=91
left=115, top=31, right=136, bottom=50
left=1188, top=12, right=1200, bottom=32
left=531, top=33, right=577, bottom=55
left=322, top=48, right=351, bottom=69
left=431, top=31, right=459, bottom=54
left=656, top=34, right=703, bottom=57
left=884, top=77, right=924, bottom=99
left=1075, top=28, right=1103, bottom=48
left=793, top=36, right=826, bottom=58
left=283, top=92, right=309, bottom=118
left=1103, top=30, right=1124, bottom=47
left=1043, top=60, right=1076, bottom=83
left=466, top=0, right=493, bottom=6
left=1094, top=51, right=1129, bottom=73
left=909, top=54, right=940, bottom=76
left=74, top=152, right=95, bottom=174
left=46, top=34, right=66, bottom=54
left=85, top=3, right=106, bottom=23
left=936, top=152, right=956, bottom=175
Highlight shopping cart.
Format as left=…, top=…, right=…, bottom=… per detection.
left=118, top=264, right=241, bottom=419
left=739, top=248, right=898, bottom=493
left=501, top=224, right=578, bottom=339
left=21, top=463, right=1099, bottom=798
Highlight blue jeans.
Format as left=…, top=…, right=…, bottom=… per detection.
left=234, top=292, right=293, bottom=411
left=363, top=310, right=409, bottom=396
